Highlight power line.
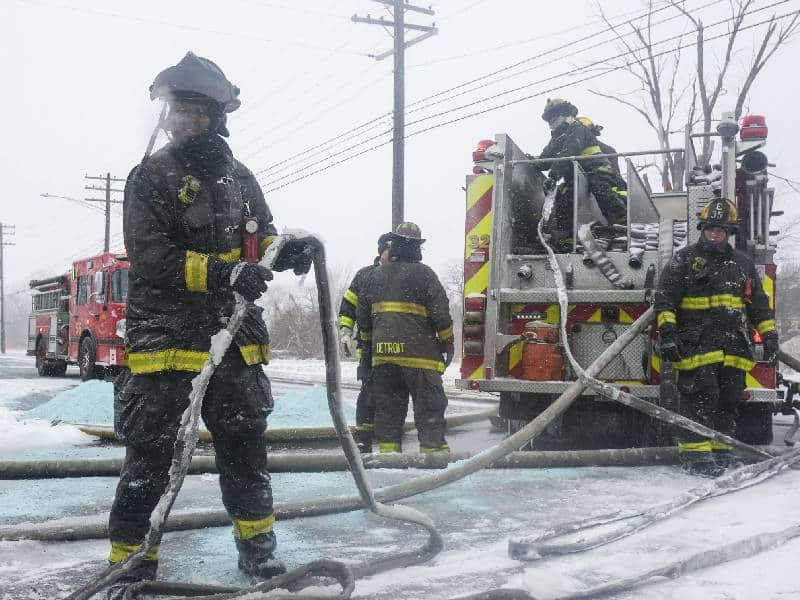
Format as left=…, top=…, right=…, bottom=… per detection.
left=259, top=8, right=799, bottom=194
left=256, top=1, right=746, bottom=188
left=248, top=0, right=722, bottom=178
left=16, top=0, right=367, bottom=55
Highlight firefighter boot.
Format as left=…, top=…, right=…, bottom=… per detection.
left=679, top=451, right=724, bottom=478
left=104, top=559, right=158, bottom=600
left=354, top=427, right=373, bottom=454
left=236, top=533, right=287, bottom=579
left=712, top=447, right=737, bottom=472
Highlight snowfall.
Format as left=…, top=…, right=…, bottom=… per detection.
left=3, top=348, right=800, bottom=599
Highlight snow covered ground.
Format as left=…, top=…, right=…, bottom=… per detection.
left=2, top=350, right=800, bottom=599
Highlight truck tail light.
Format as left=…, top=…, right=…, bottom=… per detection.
left=752, top=329, right=763, bottom=344
left=472, top=139, right=496, bottom=163
left=740, top=115, right=768, bottom=140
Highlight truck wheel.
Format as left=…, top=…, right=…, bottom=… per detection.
left=50, top=361, right=68, bottom=377
left=78, top=337, right=98, bottom=381
left=35, top=339, right=51, bottom=377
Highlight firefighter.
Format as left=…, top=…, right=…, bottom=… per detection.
left=108, top=52, right=312, bottom=589
left=536, top=99, right=628, bottom=251
left=337, top=232, right=392, bottom=453
left=356, top=222, right=454, bottom=454
left=655, top=198, right=778, bottom=476
left=577, top=116, right=620, bottom=176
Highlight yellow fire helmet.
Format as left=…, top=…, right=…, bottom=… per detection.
left=697, top=198, right=739, bottom=230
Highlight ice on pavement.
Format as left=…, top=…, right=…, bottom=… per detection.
left=0, top=407, right=92, bottom=459
left=23, top=376, right=355, bottom=428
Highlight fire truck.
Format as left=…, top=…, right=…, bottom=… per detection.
left=27, top=251, right=128, bottom=380
left=457, top=113, right=779, bottom=449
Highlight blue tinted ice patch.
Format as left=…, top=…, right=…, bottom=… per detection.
left=25, top=380, right=354, bottom=429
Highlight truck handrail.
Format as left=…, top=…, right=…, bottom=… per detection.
left=511, top=147, right=684, bottom=165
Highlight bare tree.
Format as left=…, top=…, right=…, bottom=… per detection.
left=590, top=1, right=799, bottom=189
left=590, top=0, right=693, bottom=191
left=670, top=1, right=800, bottom=166
left=441, top=261, right=465, bottom=353
left=777, top=260, right=800, bottom=340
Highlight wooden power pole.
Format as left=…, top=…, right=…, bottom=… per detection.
left=85, top=173, right=125, bottom=252
left=0, top=222, right=15, bottom=353
left=352, top=1, right=437, bottom=231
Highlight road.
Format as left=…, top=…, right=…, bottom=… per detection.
left=2, top=350, right=800, bottom=600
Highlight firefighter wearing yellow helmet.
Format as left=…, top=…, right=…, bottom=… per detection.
left=535, top=99, right=628, bottom=251
left=577, top=116, right=620, bottom=176
left=654, top=198, right=777, bottom=476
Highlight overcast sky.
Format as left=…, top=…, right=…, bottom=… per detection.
left=2, top=0, right=800, bottom=299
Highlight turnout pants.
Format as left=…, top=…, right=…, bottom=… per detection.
left=371, top=364, right=449, bottom=453
left=354, top=354, right=375, bottom=451
left=675, top=362, right=745, bottom=464
left=108, top=348, right=276, bottom=563
left=548, top=171, right=627, bottom=249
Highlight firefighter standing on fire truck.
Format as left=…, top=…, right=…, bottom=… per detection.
left=108, top=52, right=311, bottom=589
left=577, top=116, right=621, bottom=176
left=535, top=99, right=628, bottom=251
left=655, top=198, right=778, bottom=476
left=356, top=222, right=454, bottom=453
left=338, top=233, right=392, bottom=453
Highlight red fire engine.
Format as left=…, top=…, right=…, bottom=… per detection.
left=27, top=252, right=128, bottom=380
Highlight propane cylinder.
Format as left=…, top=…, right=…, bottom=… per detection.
left=242, top=217, right=259, bottom=264
left=521, top=321, right=563, bottom=381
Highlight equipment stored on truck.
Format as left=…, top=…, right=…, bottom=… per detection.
left=458, top=112, right=779, bottom=449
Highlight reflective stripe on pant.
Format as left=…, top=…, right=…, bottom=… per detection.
left=371, top=364, right=448, bottom=453
left=109, top=348, right=275, bottom=549
left=674, top=362, right=745, bottom=447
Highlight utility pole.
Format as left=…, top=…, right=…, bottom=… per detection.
left=0, top=222, right=15, bottom=354
left=85, top=173, right=125, bottom=252
left=352, top=1, right=437, bottom=230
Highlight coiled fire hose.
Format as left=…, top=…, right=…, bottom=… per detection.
left=65, top=234, right=442, bottom=600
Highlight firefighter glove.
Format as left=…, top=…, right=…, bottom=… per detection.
left=543, top=176, right=558, bottom=195
left=441, top=339, right=455, bottom=368
left=659, top=323, right=682, bottom=364
left=763, top=331, right=779, bottom=366
left=273, top=240, right=314, bottom=275
left=339, top=326, right=354, bottom=358
left=209, top=259, right=273, bottom=302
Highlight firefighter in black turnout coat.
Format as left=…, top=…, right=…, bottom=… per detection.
left=109, top=53, right=310, bottom=586
left=337, top=233, right=392, bottom=453
left=655, top=198, right=778, bottom=476
left=536, top=99, right=628, bottom=250
left=356, top=223, right=454, bottom=453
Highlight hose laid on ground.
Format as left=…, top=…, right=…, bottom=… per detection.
left=74, top=407, right=496, bottom=444
left=65, top=235, right=441, bottom=600
left=509, top=444, right=800, bottom=560
left=0, top=447, right=683, bottom=481
left=457, top=521, right=800, bottom=599
left=469, top=197, right=800, bottom=598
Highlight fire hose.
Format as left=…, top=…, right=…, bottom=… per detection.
left=459, top=193, right=800, bottom=598
left=64, top=234, right=442, bottom=600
